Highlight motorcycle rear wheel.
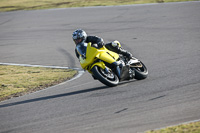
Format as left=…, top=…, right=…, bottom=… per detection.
left=131, top=61, right=148, bottom=80
left=91, top=66, right=119, bottom=87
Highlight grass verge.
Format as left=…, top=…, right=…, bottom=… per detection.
left=0, top=0, right=199, bottom=12
left=0, top=65, right=77, bottom=101
left=146, top=121, right=200, bottom=133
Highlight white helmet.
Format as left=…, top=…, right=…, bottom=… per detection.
left=72, top=29, right=87, bottom=45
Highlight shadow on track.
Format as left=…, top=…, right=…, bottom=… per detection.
left=0, top=79, right=137, bottom=108
left=0, top=85, right=109, bottom=108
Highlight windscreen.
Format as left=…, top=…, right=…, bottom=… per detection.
left=76, top=42, right=88, bottom=57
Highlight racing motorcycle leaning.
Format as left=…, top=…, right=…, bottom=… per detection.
left=76, top=42, right=148, bottom=87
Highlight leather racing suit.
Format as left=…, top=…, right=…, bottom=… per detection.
left=75, top=36, right=132, bottom=59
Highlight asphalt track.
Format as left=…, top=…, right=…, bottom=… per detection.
left=0, top=1, right=200, bottom=133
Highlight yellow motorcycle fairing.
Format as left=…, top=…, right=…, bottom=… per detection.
left=79, top=42, right=119, bottom=72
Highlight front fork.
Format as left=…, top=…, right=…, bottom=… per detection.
left=116, top=66, right=121, bottom=78
left=112, top=61, right=122, bottom=79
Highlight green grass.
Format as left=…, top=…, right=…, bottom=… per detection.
left=0, top=65, right=77, bottom=101
left=146, top=121, right=200, bottom=133
left=0, top=0, right=199, bottom=12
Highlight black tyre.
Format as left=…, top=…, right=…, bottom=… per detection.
left=91, top=66, right=119, bottom=87
left=131, top=61, right=148, bottom=80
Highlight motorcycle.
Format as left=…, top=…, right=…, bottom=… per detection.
left=76, top=42, right=148, bottom=87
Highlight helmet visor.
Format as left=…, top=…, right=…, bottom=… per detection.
left=74, top=38, right=83, bottom=45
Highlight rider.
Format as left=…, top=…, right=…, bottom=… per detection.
left=72, top=29, right=133, bottom=60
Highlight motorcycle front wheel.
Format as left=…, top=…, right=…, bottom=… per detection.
left=91, top=66, right=119, bottom=87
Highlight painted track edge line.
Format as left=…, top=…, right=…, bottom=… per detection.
left=0, top=62, right=82, bottom=70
